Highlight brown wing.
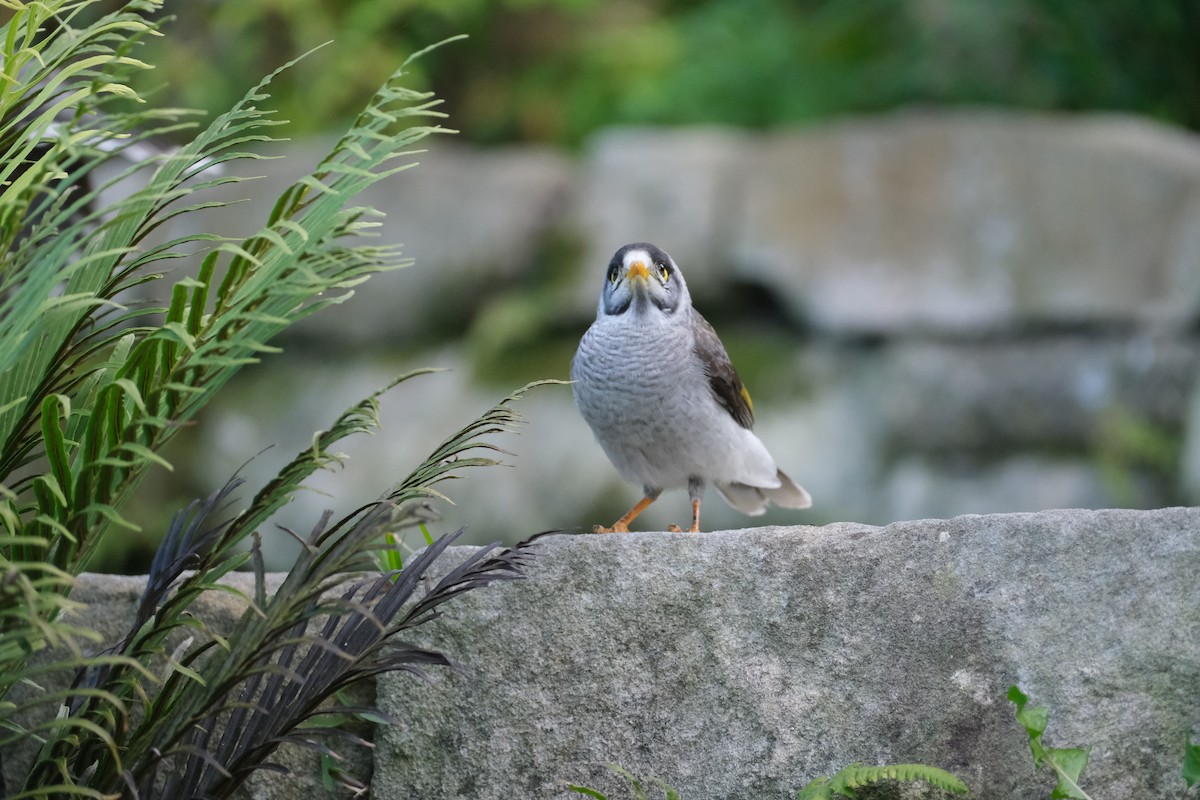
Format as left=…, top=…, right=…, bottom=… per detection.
left=690, top=307, right=754, bottom=429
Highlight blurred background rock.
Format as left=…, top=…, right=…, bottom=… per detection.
left=97, top=0, right=1200, bottom=570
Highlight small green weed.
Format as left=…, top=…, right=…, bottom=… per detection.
left=1009, top=685, right=1093, bottom=799
left=1011, top=685, right=1200, bottom=796
left=568, top=764, right=680, bottom=800
left=376, top=501, right=439, bottom=572
left=1185, top=732, right=1200, bottom=789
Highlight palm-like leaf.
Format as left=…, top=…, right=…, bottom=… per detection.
left=1, top=0, right=448, bottom=682
left=1, top=2, right=540, bottom=797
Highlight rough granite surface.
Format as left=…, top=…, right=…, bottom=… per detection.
left=10, top=508, right=1197, bottom=799
left=374, top=507, right=1200, bottom=799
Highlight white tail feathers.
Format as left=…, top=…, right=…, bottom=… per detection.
left=716, top=469, right=812, bottom=516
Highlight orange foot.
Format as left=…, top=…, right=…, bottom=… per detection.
left=593, top=494, right=660, bottom=534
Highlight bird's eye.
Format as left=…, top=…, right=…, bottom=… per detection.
left=607, top=266, right=619, bottom=284
left=656, top=263, right=670, bottom=282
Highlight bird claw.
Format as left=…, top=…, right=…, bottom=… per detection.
left=666, top=523, right=684, bottom=533
left=593, top=523, right=629, bottom=534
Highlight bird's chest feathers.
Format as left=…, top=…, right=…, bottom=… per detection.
left=575, top=311, right=702, bottom=432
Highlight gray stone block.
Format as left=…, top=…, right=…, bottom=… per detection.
left=375, top=508, right=1200, bottom=799
left=1182, top=381, right=1200, bottom=505
left=729, top=111, right=1200, bottom=333
left=877, top=455, right=1123, bottom=522
left=297, top=140, right=574, bottom=343
left=876, top=336, right=1199, bottom=453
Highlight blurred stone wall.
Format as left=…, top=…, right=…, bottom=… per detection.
left=132, top=110, right=1200, bottom=565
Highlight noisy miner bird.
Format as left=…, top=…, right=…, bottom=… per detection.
left=571, top=242, right=812, bottom=533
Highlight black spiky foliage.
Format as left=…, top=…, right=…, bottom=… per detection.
left=154, top=523, right=533, bottom=799
left=22, top=375, right=549, bottom=796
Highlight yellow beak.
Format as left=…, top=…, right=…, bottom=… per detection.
left=626, top=261, right=650, bottom=282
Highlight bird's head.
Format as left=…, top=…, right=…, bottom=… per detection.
left=598, top=242, right=691, bottom=318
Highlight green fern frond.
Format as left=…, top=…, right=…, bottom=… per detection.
left=797, top=762, right=970, bottom=799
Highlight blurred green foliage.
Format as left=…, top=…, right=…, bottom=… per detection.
left=130, top=0, right=1200, bottom=145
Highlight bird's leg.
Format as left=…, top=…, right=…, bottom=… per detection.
left=668, top=477, right=704, bottom=533
left=594, top=487, right=662, bottom=533
left=687, top=476, right=704, bottom=532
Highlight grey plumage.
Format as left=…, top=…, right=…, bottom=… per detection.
left=571, top=242, right=811, bottom=532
